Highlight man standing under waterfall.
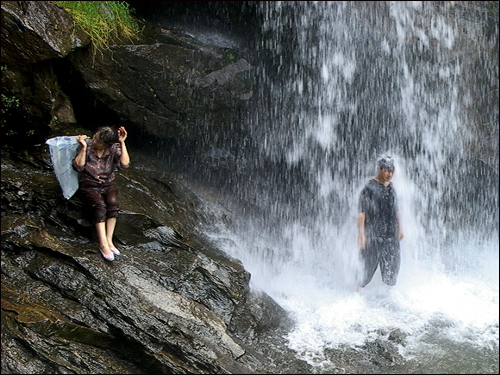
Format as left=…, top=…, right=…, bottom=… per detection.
left=357, top=155, right=404, bottom=289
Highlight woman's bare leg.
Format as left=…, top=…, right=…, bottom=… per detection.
left=96, top=222, right=114, bottom=260
left=106, top=217, right=117, bottom=248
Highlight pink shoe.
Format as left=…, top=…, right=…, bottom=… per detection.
left=99, top=248, right=115, bottom=261
left=110, top=246, right=121, bottom=256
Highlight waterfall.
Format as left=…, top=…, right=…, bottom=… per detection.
left=204, top=2, right=498, bottom=372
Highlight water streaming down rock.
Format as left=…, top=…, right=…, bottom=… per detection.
left=202, top=2, right=498, bottom=373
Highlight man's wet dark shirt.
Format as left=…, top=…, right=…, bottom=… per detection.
left=359, top=178, right=399, bottom=239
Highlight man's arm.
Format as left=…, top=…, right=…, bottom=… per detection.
left=357, top=212, right=366, bottom=249
left=397, top=211, right=404, bottom=240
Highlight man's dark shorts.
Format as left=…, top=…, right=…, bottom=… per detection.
left=359, top=237, right=401, bottom=287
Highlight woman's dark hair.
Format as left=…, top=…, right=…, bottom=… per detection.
left=93, top=126, right=117, bottom=146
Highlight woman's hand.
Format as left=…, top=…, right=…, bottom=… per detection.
left=76, top=134, right=88, bottom=147
left=74, top=135, right=88, bottom=168
left=117, top=126, right=127, bottom=143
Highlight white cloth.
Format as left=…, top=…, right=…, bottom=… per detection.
left=45, top=136, right=80, bottom=199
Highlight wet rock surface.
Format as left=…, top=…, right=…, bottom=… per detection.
left=1, top=147, right=307, bottom=374
left=1, top=2, right=290, bottom=372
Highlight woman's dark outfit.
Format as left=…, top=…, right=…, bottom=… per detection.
left=358, top=178, right=401, bottom=287
left=72, top=139, right=129, bottom=223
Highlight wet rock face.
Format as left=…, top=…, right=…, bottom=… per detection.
left=0, top=2, right=280, bottom=369
left=1, top=0, right=254, bottom=156
left=1, top=1, right=90, bottom=65
left=1, top=1, right=90, bottom=148
left=1, top=2, right=276, bottom=371
left=1, top=147, right=302, bottom=374
left=69, top=30, right=253, bottom=142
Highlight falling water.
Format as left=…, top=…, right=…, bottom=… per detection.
left=199, top=2, right=499, bottom=373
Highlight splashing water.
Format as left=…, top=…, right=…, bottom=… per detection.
left=202, top=1, right=498, bottom=373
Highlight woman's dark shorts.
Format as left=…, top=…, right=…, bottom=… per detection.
left=79, top=182, right=119, bottom=223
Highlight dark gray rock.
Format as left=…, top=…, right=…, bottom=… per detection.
left=68, top=22, right=253, bottom=142
left=1, top=1, right=90, bottom=65
left=1, top=148, right=293, bottom=374
left=1, top=1, right=90, bottom=146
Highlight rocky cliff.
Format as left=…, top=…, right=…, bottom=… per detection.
left=1, top=1, right=303, bottom=373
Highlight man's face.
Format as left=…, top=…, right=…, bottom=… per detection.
left=378, top=167, right=394, bottom=183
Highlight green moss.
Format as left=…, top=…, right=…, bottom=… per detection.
left=52, top=1, right=141, bottom=51
left=1, top=93, right=20, bottom=135
left=488, top=1, right=498, bottom=14
left=226, top=52, right=237, bottom=62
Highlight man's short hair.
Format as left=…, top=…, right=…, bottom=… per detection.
left=377, top=155, right=395, bottom=171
